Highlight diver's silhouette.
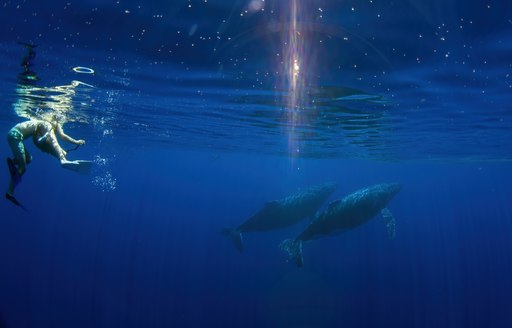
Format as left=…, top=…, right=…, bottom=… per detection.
left=17, top=41, right=39, bottom=84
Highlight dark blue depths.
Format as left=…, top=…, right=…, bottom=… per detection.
left=1, top=150, right=511, bottom=328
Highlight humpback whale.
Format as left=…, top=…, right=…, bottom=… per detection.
left=280, top=183, right=401, bottom=267
left=223, top=182, right=336, bottom=252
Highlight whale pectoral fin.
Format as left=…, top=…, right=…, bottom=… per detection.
left=381, top=208, right=396, bottom=240
left=221, top=228, right=244, bottom=253
left=279, top=239, right=304, bottom=268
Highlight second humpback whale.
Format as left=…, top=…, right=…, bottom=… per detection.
left=280, top=183, right=401, bottom=267
left=222, top=182, right=336, bottom=252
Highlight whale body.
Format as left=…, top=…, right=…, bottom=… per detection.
left=223, top=182, right=336, bottom=252
left=280, top=183, right=401, bottom=267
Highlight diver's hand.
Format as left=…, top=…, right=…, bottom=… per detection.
left=76, top=139, right=86, bottom=146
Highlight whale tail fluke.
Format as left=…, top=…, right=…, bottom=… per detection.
left=221, top=228, right=244, bottom=253
left=279, top=239, right=304, bottom=267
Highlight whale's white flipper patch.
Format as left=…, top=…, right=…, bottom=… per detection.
left=279, top=239, right=304, bottom=267
left=381, top=207, right=396, bottom=240
left=222, top=228, right=244, bottom=253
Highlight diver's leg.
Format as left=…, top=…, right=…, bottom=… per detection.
left=6, top=171, right=16, bottom=197
left=45, top=130, right=67, bottom=163
left=45, top=130, right=90, bottom=174
left=7, top=132, right=27, bottom=175
left=25, top=148, right=32, bottom=165
left=6, top=136, right=25, bottom=197
left=7, top=182, right=14, bottom=196
left=5, top=157, right=25, bottom=207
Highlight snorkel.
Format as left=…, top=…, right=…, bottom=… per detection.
left=37, top=131, right=49, bottom=143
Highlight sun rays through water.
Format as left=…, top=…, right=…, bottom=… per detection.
left=281, top=0, right=315, bottom=165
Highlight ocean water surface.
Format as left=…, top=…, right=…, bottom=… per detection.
left=0, top=1, right=511, bottom=327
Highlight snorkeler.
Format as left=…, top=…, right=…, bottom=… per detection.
left=6, top=118, right=91, bottom=207
left=17, top=41, right=39, bottom=84
left=5, top=42, right=93, bottom=208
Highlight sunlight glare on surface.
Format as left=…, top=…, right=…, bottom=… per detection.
left=282, top=0, right=310, bottom=161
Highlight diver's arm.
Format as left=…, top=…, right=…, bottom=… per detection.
left=54, top=124, right=85, bottom=145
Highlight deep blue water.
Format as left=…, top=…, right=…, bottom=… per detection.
left=1, top=1, right=512, bottom=327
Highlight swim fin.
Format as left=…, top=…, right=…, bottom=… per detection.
left=6, top=193, right=21, bottom=206
left=61, top=160, right=93, bottom=175
left=6, top=158, right=21, bottom=187
left=5, top=193, right=28, bottom=212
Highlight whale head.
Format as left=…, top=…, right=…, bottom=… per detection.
left=318, top=182, right=337, bottom=196
left=381, top=182, right=402, bottom=202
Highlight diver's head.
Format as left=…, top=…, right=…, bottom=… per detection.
left=51, top=111, right=66, bottom=124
